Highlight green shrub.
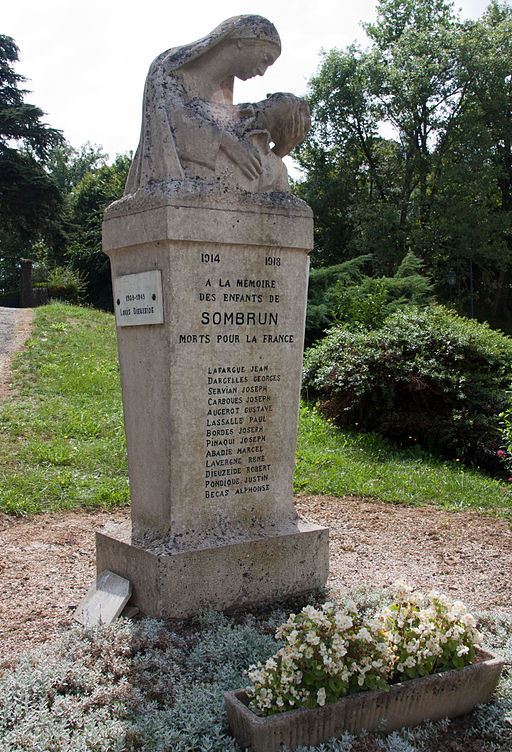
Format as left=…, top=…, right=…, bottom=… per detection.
left=336, top=273, right=433, bottom=330
left=306, top=252, right=434, bottom=344
left=499, top=398, right=512, bottom=479
left=336, top=252, right=434, bottom=331
left=303, top=305, right=512, bottom=471
left=46, top=266, right=86, bottom=303
left=306, top=255, right=372, bottom=345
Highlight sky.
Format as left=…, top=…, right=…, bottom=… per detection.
left=3, top=0, right=493, bottom=164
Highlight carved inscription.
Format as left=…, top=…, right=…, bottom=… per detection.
left=173, top=247, right=304, bottom=506
left=204, top=363, right=276, bottom=498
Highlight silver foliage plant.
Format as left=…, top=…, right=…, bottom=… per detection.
left=0, top=600, right=510, bottom=752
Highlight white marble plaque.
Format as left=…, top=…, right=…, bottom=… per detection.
left=114, top=270, right=164, bottom=327
left=73, top=570, right=132, bottom=626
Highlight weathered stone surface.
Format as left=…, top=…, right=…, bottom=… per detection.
left=73, top=570, right=132, bottom=627
left=119, top=14, right=310, bottom=203
left=225, top=650, right=505, bottom=752
left=103, top=193, right=313, bottom=248
left=97, top=16, right=328, bottom=618
left=96, top=520, right=329, bottom=619
left=105, top=203, right=313, bottom=550
left=99, top=199, right=329, bottom=616
left=120, top=606, right=140, bottom=619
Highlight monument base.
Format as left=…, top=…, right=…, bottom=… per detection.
left=96, top=520, right=329, bottom=619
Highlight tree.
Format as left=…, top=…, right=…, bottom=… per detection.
left=295, top=0, right=512, bottom=331
left=0, top=35, right=63, bottom=244
left=46, top=142, right=107, bottom=194
left=0, top=35, right=64, bottom=293
left=412, top=1, right=512, bottom=327
left=295, top=45, right=400, bottom=271
left=297, top=0, right=468, bottom=263
left=36, top=142, right=109, bottom=269
left=65, top=154, right=131, bottom=309
left=459, top=1, right=512, bottom=327
left=364, top=0, right=469, bottom=234
left=306, top=254, right=373, bottom=343
left=304, top=250, right=434, bottom=344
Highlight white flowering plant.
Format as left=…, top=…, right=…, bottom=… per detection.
left=245, top=585, right=483, bottom=717
left=245, top=600, right=394, bottom=715
left=379, top=581, right=482, bottom=681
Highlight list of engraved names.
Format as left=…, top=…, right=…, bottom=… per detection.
left=205, top=363, right=277, bottom=499
left=172, top=247, right=306, bottom=506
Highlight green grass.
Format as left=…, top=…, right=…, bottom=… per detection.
left=295, top=404, right=512, bottom=516
left=0, top=303, right=129, bottom=514
left=0, top=302, right=510, bottom=517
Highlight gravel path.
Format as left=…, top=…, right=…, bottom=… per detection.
left=0, top=497, right=510, bottom=667
left=0, top=306, right=33, bottom=400
left=298, top=495, right=512, bottom=612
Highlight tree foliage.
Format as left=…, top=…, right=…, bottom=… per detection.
left=296, top=0, right=512, bottom=331
left=64, top=154, right=131, bottom=309
left=46, top=142, right=107, bottom=194
left=0, top=34, right=66, bottom=294
left=0, top=34, right=130, bottom=307
left=0, top=35, right=63, bottom=244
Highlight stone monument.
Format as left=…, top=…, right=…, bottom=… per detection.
left=97, top=14, right=329, bottom=618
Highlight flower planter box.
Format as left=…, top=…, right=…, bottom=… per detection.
left=225, top=649, right=504, bottom=752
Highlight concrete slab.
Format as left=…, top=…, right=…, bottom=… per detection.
left=73, top=570, right=132, bottom=627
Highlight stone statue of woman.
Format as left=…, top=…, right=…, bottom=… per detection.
left=124, top=15, right=311, bottom=197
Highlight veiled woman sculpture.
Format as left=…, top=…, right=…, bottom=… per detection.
left=124, top=15, right=310, bottom=197
left=99, top=13, right=328, bottom=622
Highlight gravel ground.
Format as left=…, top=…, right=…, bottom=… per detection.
left=297, top=495, right=512, bottom=612
left=0, top=306, right=33, bottom=400
left=0, top=497, right=511, bottom=667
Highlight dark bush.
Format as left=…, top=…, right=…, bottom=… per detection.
left=303, top=305, right=512, bottom=471
left=46, top=283, right=79, bottom=303
left=0, top=290, right=19, bottom=306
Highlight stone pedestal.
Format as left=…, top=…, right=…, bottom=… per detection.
left=98, top=193, right=329, bottom=619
